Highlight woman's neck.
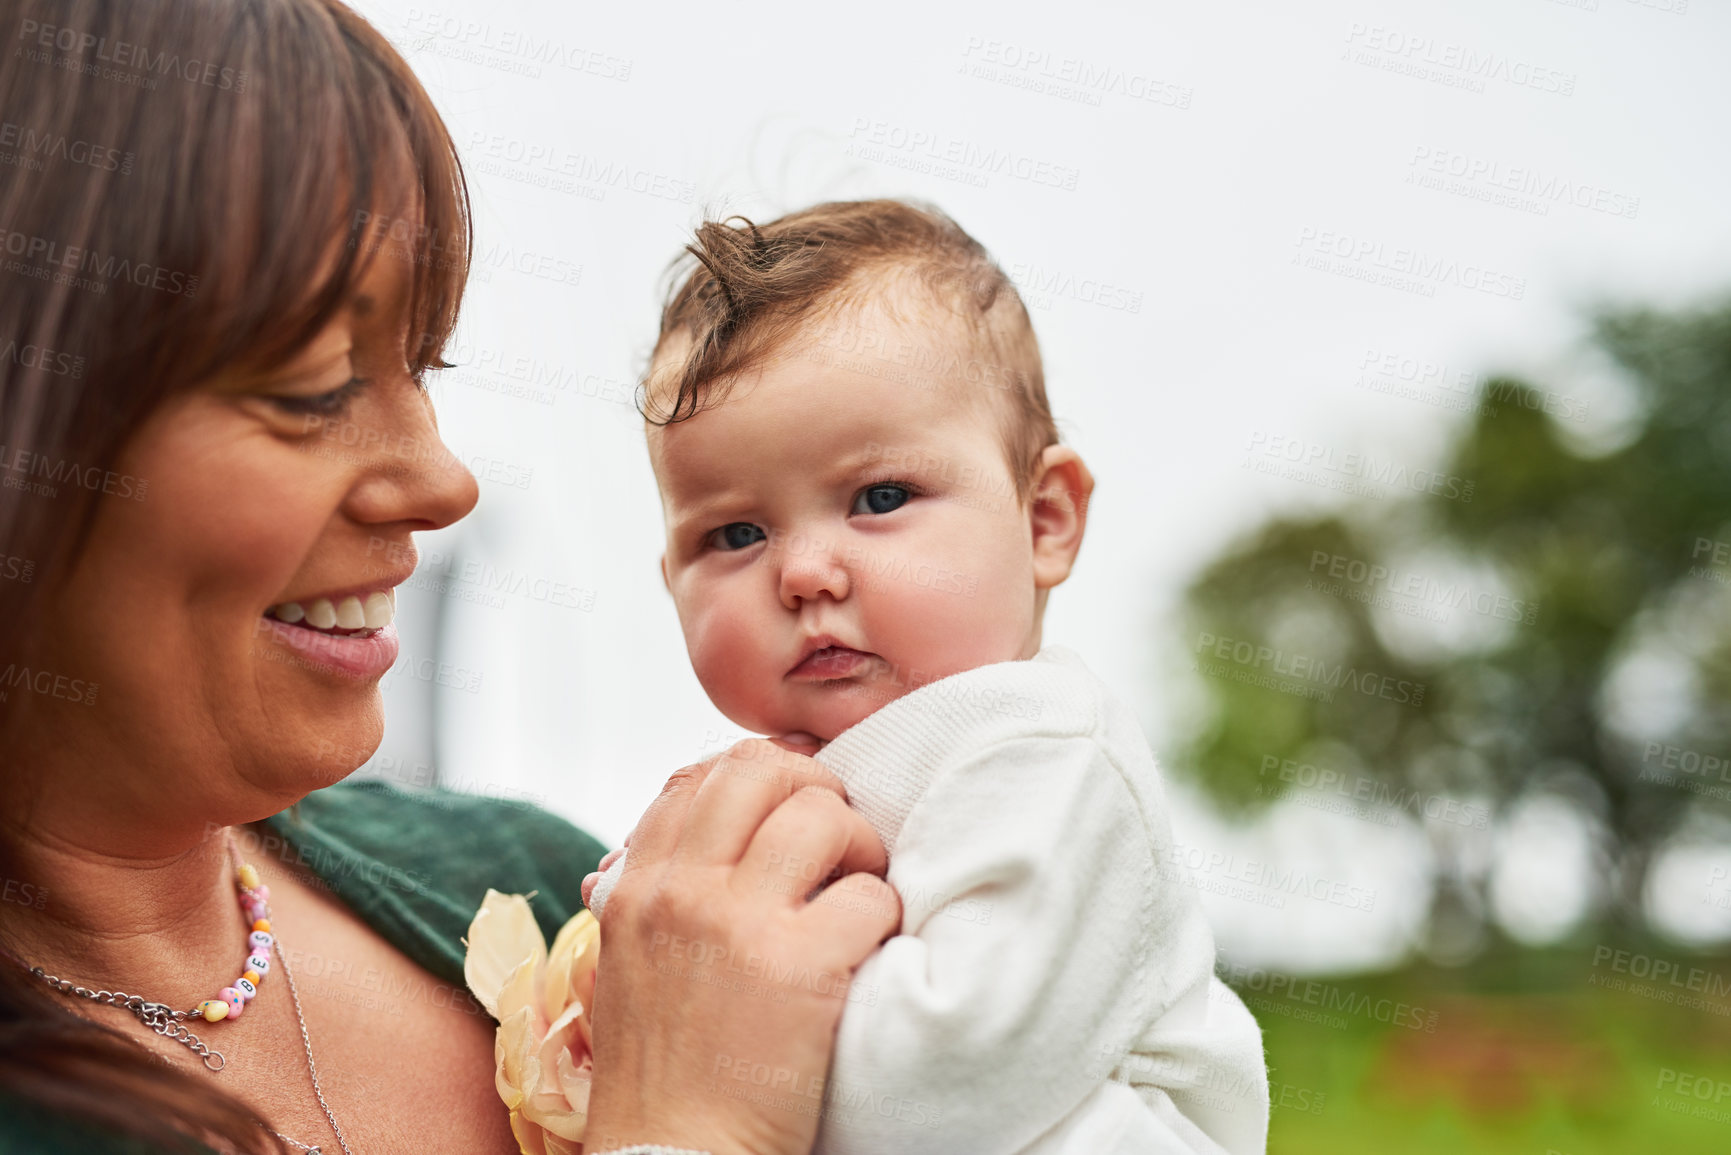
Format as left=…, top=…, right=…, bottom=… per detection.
left=0, top=805, right=256, bottom=1008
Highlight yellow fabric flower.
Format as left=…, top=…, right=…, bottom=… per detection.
left=465, top=889, right=601, bottom=1155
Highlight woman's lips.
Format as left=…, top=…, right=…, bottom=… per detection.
left=788, top=646, right=878, bottom=682
left=258, top=616, right=400, bottom=680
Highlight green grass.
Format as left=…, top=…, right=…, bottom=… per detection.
left=1239, top=945, right=1731, bottom=1155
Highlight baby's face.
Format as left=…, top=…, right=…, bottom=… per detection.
left=650, top=306, right=1045, bottom=742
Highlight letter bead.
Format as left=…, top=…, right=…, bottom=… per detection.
left=235, top=977, right=258, bottom=999
left=248, top=930, right=274, bottom=951
left=246, top=953, right=271, bottom=976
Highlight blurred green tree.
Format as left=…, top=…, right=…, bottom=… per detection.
left=1174, top=301, right=1731, bottom=956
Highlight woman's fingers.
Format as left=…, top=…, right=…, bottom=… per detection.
left=801, top=871, right=901, bottom=958
left=675, top=739, right=849, bottom=866
left=584, top=747, right=896, bottom=1155
left=735, top=785, right=887, bottom=907
left=581, top=845, right=630, bottom=907
left=610, top=760, right=712, bottom=870
left=770, top=731, right=823, bottom=755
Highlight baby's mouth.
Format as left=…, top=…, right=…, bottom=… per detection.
left=264, top=590, right=395, bottom=637
left=788, top=645, right=877, bottom=681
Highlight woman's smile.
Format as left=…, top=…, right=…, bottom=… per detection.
left=257, top=585, right=404, bottom=679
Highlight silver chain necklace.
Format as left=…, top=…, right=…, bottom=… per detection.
left=23, top=843, right=353, bottom=1155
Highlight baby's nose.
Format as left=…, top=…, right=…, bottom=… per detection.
left=777, top=548, right=851, bottom=608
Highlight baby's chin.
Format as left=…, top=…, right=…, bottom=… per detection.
left=752, top=680, right=916, bottom=746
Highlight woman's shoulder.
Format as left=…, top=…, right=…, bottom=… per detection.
left=260, top=779, right=609, bottom=987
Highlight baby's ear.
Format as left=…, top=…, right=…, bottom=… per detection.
left=659, top=554, right=670, bottom=594
left=1028, top=446, right=1094, bottom=591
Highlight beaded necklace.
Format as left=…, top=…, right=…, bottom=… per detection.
left=21, top=841, right=352, bottom=1155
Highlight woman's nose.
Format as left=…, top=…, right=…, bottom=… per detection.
left=342, top=385, right=479, bottom=531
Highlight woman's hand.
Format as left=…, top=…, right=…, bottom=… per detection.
left=583, top=739, right=899, bottom=1155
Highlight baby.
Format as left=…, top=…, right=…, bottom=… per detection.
left=592, top=200, right=1268, bottom=1154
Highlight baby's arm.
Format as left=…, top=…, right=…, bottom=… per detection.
left=814, top=734, right=1251, bottom=1155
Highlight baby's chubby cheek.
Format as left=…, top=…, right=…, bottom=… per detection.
left=862, top=561, right=1036, bottom=684
left=676, top=594, right=787, bottom=734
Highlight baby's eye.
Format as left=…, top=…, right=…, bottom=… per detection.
left=852, top=484, right=910, bottom=516
left=710, top=522, right=767, bottom=551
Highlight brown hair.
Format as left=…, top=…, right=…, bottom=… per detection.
left=0, top=0, right=469, bottom=1149
left=643, top=199, right=1059, bottom=497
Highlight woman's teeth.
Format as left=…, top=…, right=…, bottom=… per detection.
left=268, top=590, right=395, bottom=633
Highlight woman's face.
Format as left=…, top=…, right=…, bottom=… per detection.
left=25, top=247, right=478, bottom=838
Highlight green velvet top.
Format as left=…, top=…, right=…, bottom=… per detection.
left=2, top=780, right=610, bottom=1153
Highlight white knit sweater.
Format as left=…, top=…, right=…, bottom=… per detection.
left=593, top=648, right=1269, bottom=1154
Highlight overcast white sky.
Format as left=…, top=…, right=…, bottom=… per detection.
left=348, top=0, right=1731, bottom=973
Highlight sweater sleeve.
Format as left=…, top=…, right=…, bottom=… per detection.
left=813, top=732, right=1241, bottom=1155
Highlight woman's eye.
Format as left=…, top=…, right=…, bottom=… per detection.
left=711, top=522, right=767, bottom=551
left=268, top=377, right=365, bottom=419
left=853, top=484, right=910, bottom=516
